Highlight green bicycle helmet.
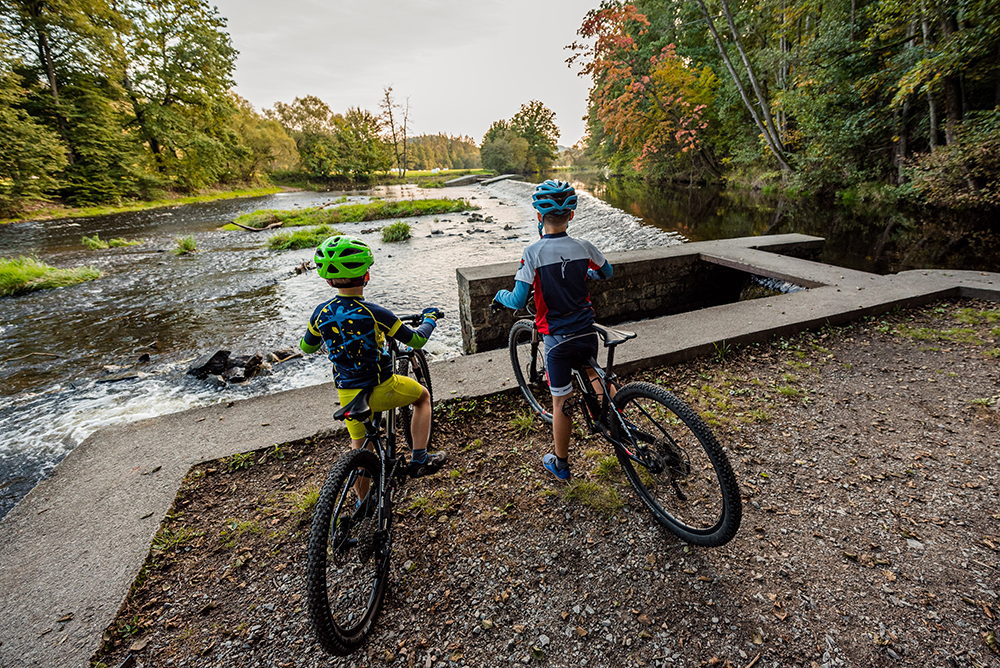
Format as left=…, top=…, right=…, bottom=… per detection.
left=314, top=235, right=374, bottom=280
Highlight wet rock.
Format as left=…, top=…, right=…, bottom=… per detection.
left=244, top=352, right=272, bottom=379
left=137, top=353, right=151, bottom=363
left=187, top=351, right=231, bottom=379
left=206, top=375, right=227, bottom=389
left=228, top=355, right=251, bottom=368
left=293, top=260, right=313, bottom=275
left=97, top=371, right=139, bottom=384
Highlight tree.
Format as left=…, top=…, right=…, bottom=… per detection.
left=481, top=126, right=528, bottom=173
left=509, top=100, right=559, bottom=172
left=0, top=61, right=67, bottom=216
left=117, top=0, right=239, bottom=189
left=336, top=107, right=391, bottom=178
left=380, top=86, right=409, bottom=176
left=227, top=94, right=297, bottom=181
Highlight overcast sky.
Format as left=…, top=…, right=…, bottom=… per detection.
left=210, top=0, right=600, bottom=146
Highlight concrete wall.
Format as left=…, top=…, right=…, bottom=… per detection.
left=456, top=235, right=824, bottom=353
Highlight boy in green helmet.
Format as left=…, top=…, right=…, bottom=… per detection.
left=300, top=235, right=446, bottom=478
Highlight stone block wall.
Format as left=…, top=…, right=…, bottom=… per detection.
left=456, top=235, right=823, bottom=353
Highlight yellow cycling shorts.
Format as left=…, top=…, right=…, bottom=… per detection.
left=337, top=374, right=424, bottom=439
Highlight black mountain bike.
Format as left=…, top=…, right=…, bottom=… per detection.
left=506, top=311, right=742, bottom=546
left=305, top=314, right=436, bottom=656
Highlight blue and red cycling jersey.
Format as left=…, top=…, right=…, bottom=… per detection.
left=508, top=232, right=609, bottom=335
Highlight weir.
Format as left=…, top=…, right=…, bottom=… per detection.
left=457, top=234, right=824, bottom=353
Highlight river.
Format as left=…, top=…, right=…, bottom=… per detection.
left=2, top=176, right=997, bottom=519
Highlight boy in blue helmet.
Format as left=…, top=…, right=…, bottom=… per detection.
left=300, top=235, right=446, bottom=479
left=493, top=180, right=613, bottom=480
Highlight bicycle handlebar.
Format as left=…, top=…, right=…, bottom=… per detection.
left=399, top=312, right=445, bottom=327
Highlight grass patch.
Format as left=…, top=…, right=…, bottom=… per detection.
left=152, top=525, right=203, bottom=552
left=219, top=518, right=263, bottom=549
left=2, top=186, right=283, bottom=225
left=564, top=480, right=624, bottom=516
left=954, top=308, right=1000, bottom=325
left=0, top=256, right=101, bottom=296
left=267, top=224, right=341, bottom=250
left=462, top=438, right=483, bottom=453
left=82, top=233, right=142, bottom=250
left=776, top=385, right=804, bottom=399
left=593, top=455, right=620, bottom=479
left=381, top=221, right=411, bottom=242
left=508, top=411, right=538, bottom=435
left=172, top=236, right=198, bottom=255
left=288, top=484, right=319, bottom=518
left=226, top=198, right=477, bottom=231
left=895, top=324, right=982, bottom=345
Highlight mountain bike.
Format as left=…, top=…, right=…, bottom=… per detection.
left=505, top=310, right=742, bottom=546
left=305, top=314, right=437, bottom=656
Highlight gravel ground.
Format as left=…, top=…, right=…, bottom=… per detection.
left=92, top=300, right=1000, bottom=668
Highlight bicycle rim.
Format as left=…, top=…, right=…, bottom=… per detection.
left=508, top=319, right=553, bottom=424
left=396, top=349, right=433, bottom=449
left=306, top=448, right=390, bottom=655
left=612, top=382, right=742, bottom=547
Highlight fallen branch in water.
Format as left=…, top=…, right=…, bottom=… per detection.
left=5, top=352, right=65, bottom=362
left=229, top=220, right=284, bottom=232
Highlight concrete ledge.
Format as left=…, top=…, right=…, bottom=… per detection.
left=1, top=244, right=998, bottom=667
left=457, top=234, right=825, bottom=353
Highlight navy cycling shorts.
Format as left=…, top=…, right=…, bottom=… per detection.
left=543, top=331, right=599, bottom=397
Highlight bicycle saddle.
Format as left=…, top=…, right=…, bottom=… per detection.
left=593, top=323, right=636, bottom=346
left=334, top=389, right=373, bottom=422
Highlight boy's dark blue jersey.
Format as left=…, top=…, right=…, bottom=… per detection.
left=300, top=295, right=434, bottom=389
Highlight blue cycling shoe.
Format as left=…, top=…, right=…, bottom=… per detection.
left=542, top=453, right=571, bottom=481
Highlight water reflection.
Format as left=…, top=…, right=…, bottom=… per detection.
left=567, top=173, right=1000, bottom=274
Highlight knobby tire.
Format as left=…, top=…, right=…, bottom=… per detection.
left=508, top=319, right=553, bottom=424
left=306, top=448, right=390, bottom=655
left=612, top=382, right=742, bottom=546
left=396, top=348, right=433, bottom=449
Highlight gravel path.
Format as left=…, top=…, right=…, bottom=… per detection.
left=93, top=300, right=1000, bottom=668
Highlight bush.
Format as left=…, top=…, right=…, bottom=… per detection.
left=0, top=256, right=102, bottom=296
left=907, top=111, right=1000, bottom=209
left=227, top=198, right=477, bottom=231
left=381, top=221, right=411, bottom=242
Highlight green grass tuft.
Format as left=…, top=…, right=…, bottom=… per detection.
left=381, top=221, right=411, bottom=242
left=172, top=236, right=198, bottom=255
left=82, top=233, right=142, bottom=250
left=267, top=224, right=341, bottom=250
left=0, top=256, right=101, bottom=297
left=564, top=480, right=624, bottom=516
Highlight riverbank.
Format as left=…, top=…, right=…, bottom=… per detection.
left=0, top=186, right=284, bottom=225
left=91, top=300, right=1000, bottom=668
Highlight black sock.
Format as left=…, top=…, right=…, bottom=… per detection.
left=555, top=455, right=569, bottom=471
left=411, top=448, right=427, bottom=464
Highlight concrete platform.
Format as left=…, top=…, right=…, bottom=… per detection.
left=1, top=242, right=998, bottom=668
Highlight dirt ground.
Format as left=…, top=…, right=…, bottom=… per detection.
left=92, top=300, right=1000, bottom=668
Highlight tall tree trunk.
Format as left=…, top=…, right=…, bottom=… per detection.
left=694, top=0, right=794, bottom=172
left=897, top=96, right=910, bottom=184
left=939, top=14, right=962, bottom=144
left=920, top=2, right=937, bottom=151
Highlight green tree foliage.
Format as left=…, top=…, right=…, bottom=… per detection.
left=0, top=58, right=67, bottom=216
left=509, top=100, right=560, bottom=172
left=407, top=134, right=481, bottom=170
left=267, top=96, right=390, bottom=180
left=480, top=103, right=560, bottom=174
left=572, top=0, right=1000, bottom=200
left=227, top=94, right=297, bottom=181
left=117, top=0, right=239, bottom=190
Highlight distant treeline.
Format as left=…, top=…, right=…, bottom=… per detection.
left=0, top=2, right=480, bottom=218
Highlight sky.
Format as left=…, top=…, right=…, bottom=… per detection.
left=210, top=0, right=601, bottom=146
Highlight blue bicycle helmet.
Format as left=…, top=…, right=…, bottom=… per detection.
left=532, top=180, right=577, bottom=233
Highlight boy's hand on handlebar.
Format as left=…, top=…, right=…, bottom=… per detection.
left=422, top=307, right=444, bottom=322
left=490, top=299, right=506, bottom=313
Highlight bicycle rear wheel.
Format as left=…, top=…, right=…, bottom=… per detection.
left=508, top=319, right=553, bottom=424
left=306, top=448, right=390, bottom=655
left=396, top=348, right=433, bottom=449
left=612, top=382, right=742, bottom=546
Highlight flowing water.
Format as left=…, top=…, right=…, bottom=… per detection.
left=3, top=175, right=996, bottom=519
left=0, top=180, right=679, bottom=518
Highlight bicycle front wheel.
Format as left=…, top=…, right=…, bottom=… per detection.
left=306, top=448, right=390, bottom=655
left=508, top=319, right=553, bottom=424
left=396, top=348, right=433, bottom=449
left=612, top=382, right=742, bottom=547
